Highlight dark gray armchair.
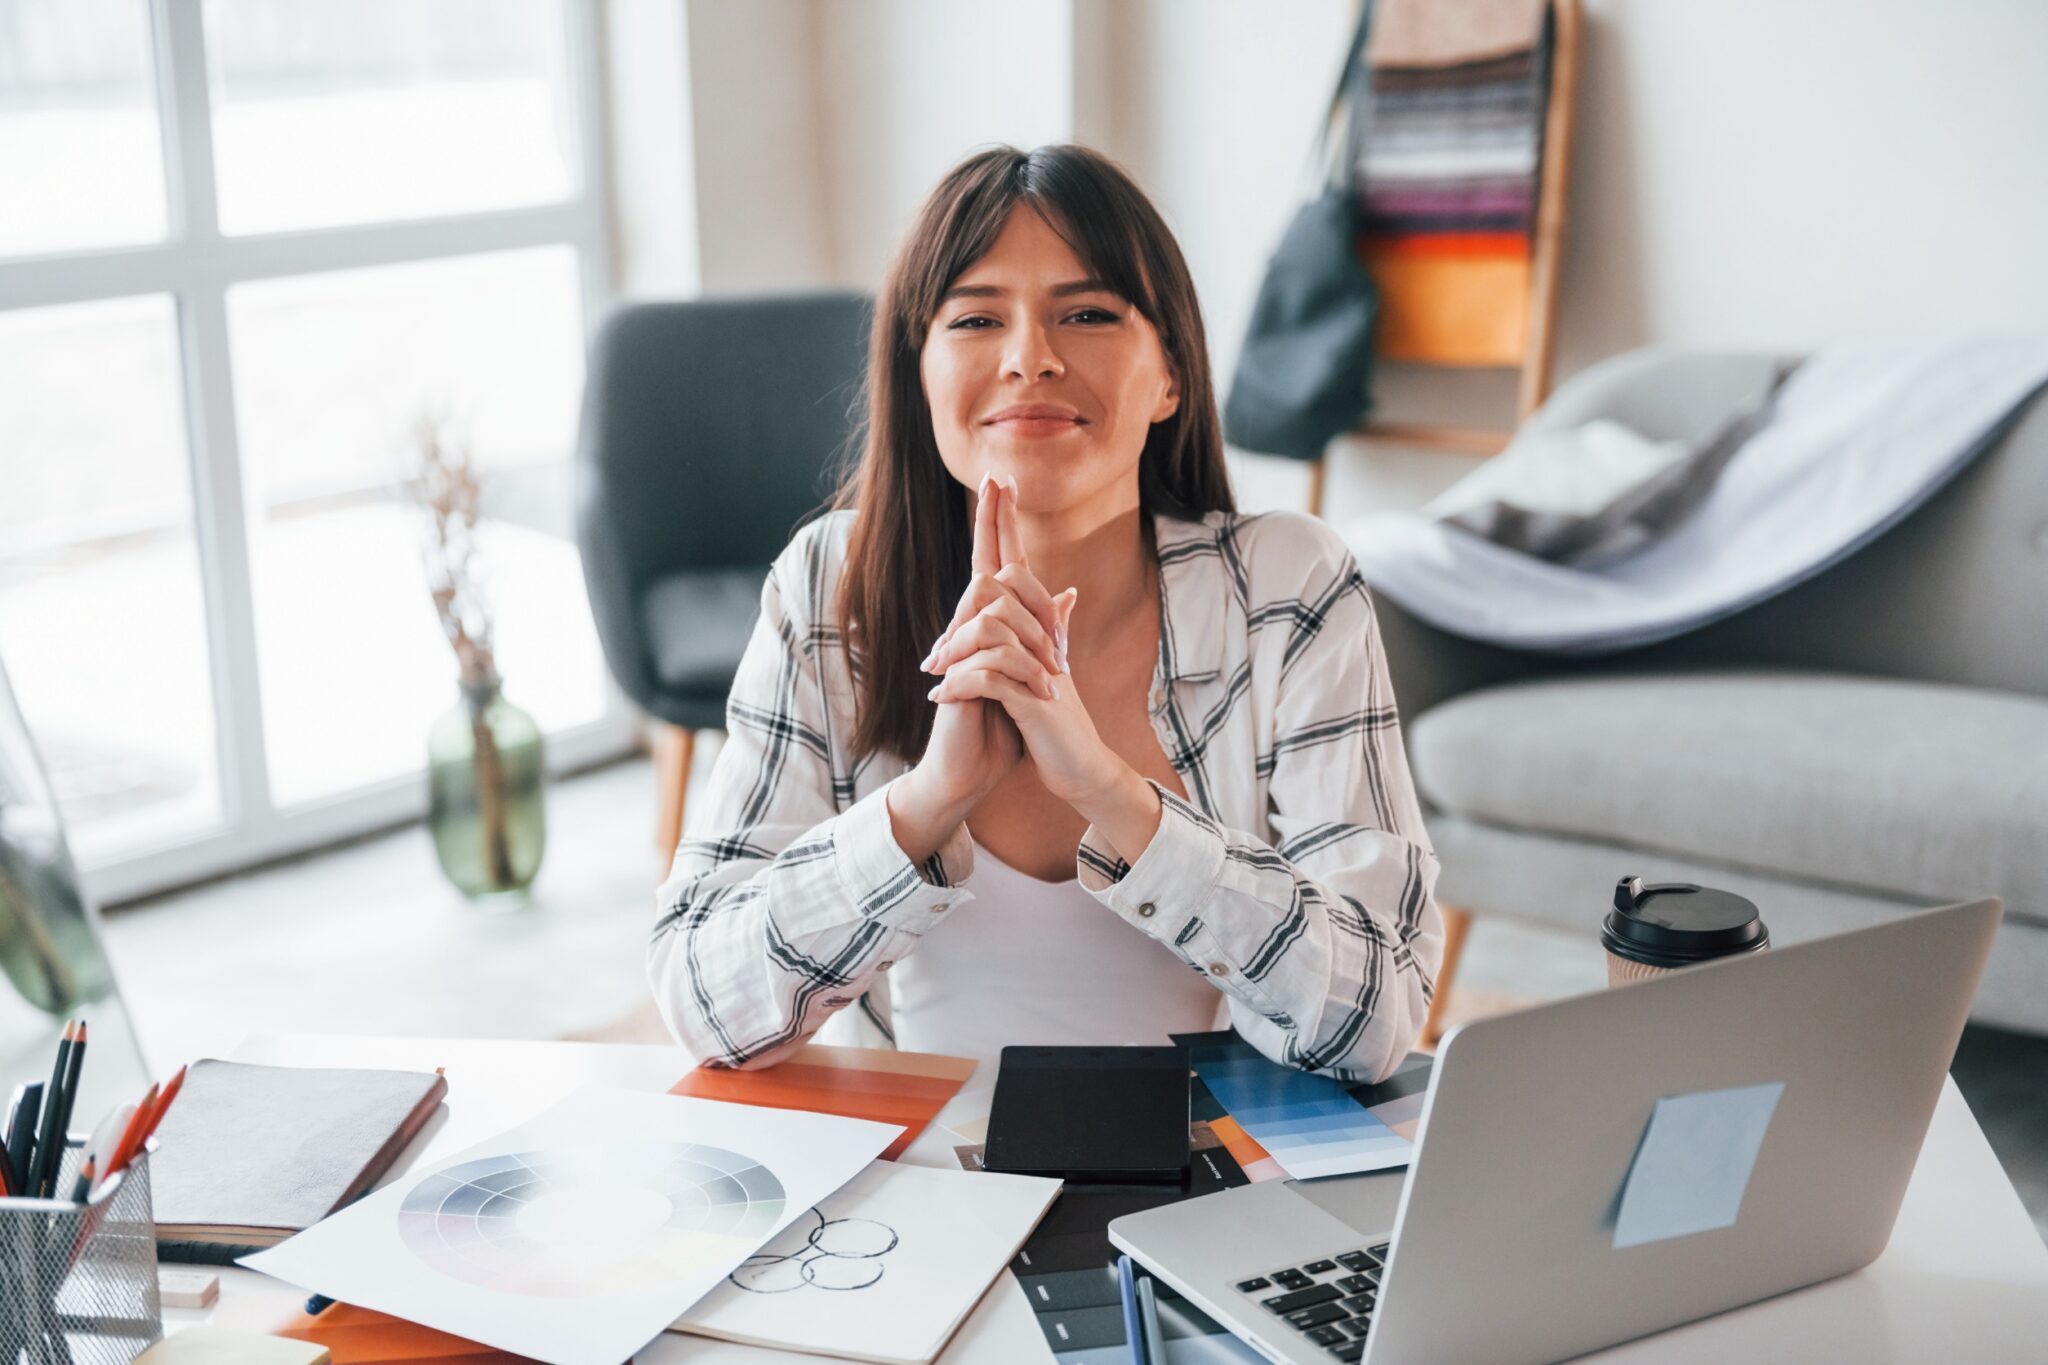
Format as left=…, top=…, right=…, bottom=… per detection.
left=575, top=291, right=870, bottom=855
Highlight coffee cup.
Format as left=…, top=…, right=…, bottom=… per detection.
left=1601, top=876, right=1770, bottom=986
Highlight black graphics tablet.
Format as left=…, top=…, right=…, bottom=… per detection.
left=984, top=1045, right=1191, bottom=1184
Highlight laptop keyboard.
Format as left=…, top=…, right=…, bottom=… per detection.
left=1235, top=1243, right=1390, bottom=1361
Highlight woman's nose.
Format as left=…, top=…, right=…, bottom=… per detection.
left=1001, top=319, right=1064, bottom=381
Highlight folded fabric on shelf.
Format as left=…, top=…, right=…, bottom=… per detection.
left=1350, top=0, right=1553, bottom=359
left=1370, top=49, right=1538, bottom=91
left=1362, top=140, right=1542, bottom=181
left=1367, top=0, right=1548, bottom=71
left=1360, top=232, right=1531, bottom=364
left=1365, top=182, right=1537, bottom=218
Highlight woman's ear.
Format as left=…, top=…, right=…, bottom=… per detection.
left=1152, top=373, right=1182, bottom=424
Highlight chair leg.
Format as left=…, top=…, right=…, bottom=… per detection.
left=655, top=725, right=696, bottom=862
left=1421, top=903, right=1474, bottom=1051
left=1305, top=455, right=1328, bottom=518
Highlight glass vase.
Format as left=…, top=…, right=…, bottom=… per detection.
left=427, top=679, right=546, bottom=905
left=0, top=656, right=116, bottom=1016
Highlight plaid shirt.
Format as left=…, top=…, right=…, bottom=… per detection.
left=650, top=508, right=1443, bottom=1082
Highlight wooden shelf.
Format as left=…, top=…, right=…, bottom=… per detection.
left=1351, top=421, right=1511, bottom=458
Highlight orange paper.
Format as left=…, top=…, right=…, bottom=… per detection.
left=275, top=1303, right=538, bottom=1363
left=670, top=1042, right=976, bottom=1160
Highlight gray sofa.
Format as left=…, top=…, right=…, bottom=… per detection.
left=1373, top=348, right=2048, bottom=1034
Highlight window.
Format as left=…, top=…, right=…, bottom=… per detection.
left=0, top=0, right=627, bottom=903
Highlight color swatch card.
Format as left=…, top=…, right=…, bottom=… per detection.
left=674, top=1161, right=1061, bottom=1363
left=241, top=1088, right=902, bottom=1365
left=1176, top=1033, right=1411, bottom=1180
left=671, top=1043, right=975, bottom=1161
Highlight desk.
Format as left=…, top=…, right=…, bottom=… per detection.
left=173, top=1034, right=2048, bottom=1363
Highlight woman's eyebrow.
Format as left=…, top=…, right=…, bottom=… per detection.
left=940, top=277, right=1116, bottom=303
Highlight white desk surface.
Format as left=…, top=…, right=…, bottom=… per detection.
left=175, top=1033, right=2048, bottom=1363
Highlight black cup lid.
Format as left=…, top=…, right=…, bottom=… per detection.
left=1601, top=876, right=1769, bottom=968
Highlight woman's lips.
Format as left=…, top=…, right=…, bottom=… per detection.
left=989, top=416, right=1086, bottom=437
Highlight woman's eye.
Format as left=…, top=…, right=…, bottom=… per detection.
left=944, top=307, right=1118, bottom=331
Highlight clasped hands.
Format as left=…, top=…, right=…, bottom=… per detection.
left=887, top=472, right=1162, bottom=868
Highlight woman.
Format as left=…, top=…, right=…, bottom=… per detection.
left=650, top=144, right=1441, bottom=1085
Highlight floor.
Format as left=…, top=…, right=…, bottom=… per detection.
left=99, top=750, right=2048, bottom=1244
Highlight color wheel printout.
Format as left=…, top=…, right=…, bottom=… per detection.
left=241, top=1088, right=902, bottom=1365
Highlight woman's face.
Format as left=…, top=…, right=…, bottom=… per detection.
left=920, top=206, right=1179, bottom=520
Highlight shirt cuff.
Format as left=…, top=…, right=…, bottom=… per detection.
left=831, top=780, right=975, bottom=932
left=1076, top=782, right=1227, bottom=944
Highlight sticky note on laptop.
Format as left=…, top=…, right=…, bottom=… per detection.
left=1614, top=1081, right=1785, bottom=1249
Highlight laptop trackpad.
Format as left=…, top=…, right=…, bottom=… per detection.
left=1290, top=1168, right=1407, bottom=1235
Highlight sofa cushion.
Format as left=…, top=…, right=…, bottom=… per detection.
left=1409, top=671, right=2048, bottom=911
left=1425, top=814, right=2047, bottom=1031
left=642, top=566, right=768, bottom=700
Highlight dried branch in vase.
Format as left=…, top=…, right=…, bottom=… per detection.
left=411, top=411, right=518, bottom=893
left=411, top=412, right=498, bottom=696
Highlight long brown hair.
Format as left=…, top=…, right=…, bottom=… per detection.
left=833, top=144, right=1235, bottom=764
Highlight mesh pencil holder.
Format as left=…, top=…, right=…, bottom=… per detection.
left=0, top=1137, right=163, bottom=1365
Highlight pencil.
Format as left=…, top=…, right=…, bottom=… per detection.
left=29, top=1021, right=76, bottom=1198
left=101, top=1084, right=158, bottom=1184
left=137, top=1063, right=187, bottom=1149
left=68, top=1157, right=96, bottom=1204
left=44, top=1019, right=87, bottom=1198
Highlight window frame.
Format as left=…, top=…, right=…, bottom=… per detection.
left=0, top=0, right=634, bottom=905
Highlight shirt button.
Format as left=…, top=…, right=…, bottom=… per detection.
left=1149, top=688, right=1166, bottom=708
left=1137, top=902, right=1157, bottom=918
left=1207, top=961, right=1230, bottom=977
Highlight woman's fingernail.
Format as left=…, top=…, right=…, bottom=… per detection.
left=1058, top=631, right=1069, bottom=673
left=1049, top=681, right=1061, bottom=701
left=927, top=685, right=941, bottom=701
left=1003, top=473, right=1019, bottom=498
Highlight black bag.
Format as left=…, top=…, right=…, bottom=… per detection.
left=1223, top=5, right=1378, bottom=463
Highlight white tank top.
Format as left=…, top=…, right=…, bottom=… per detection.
left=890, top=835, right=1224, bottom=1106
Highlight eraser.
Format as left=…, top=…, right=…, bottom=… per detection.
left=156, top=1267, right=220, bottom=1309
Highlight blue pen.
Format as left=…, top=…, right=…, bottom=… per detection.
left=1135, top=1272, right=1167, bottom=1365
left=1116, top=1254, right=1144, bottom=1365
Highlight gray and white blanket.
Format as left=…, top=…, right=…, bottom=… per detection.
left=1344, top=339, right=2048, bottom=653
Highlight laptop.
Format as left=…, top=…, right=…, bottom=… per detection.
left=1109, top=898, right=2001, bottom=1365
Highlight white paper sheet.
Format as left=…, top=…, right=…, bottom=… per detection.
left=1613, top=1081, right=1785, bottom=1249
left=240, top=1088, right=902, bottom=1365
left=673, top=1161, right=1061, bottom=1364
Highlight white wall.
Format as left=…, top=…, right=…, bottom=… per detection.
left=814, top=0, right=1074, bottom=286
left=617, top=0, right=2048, bottom=514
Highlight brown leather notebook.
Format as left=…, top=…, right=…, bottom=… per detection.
left=149, top=1059, right=446, bottom=1254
